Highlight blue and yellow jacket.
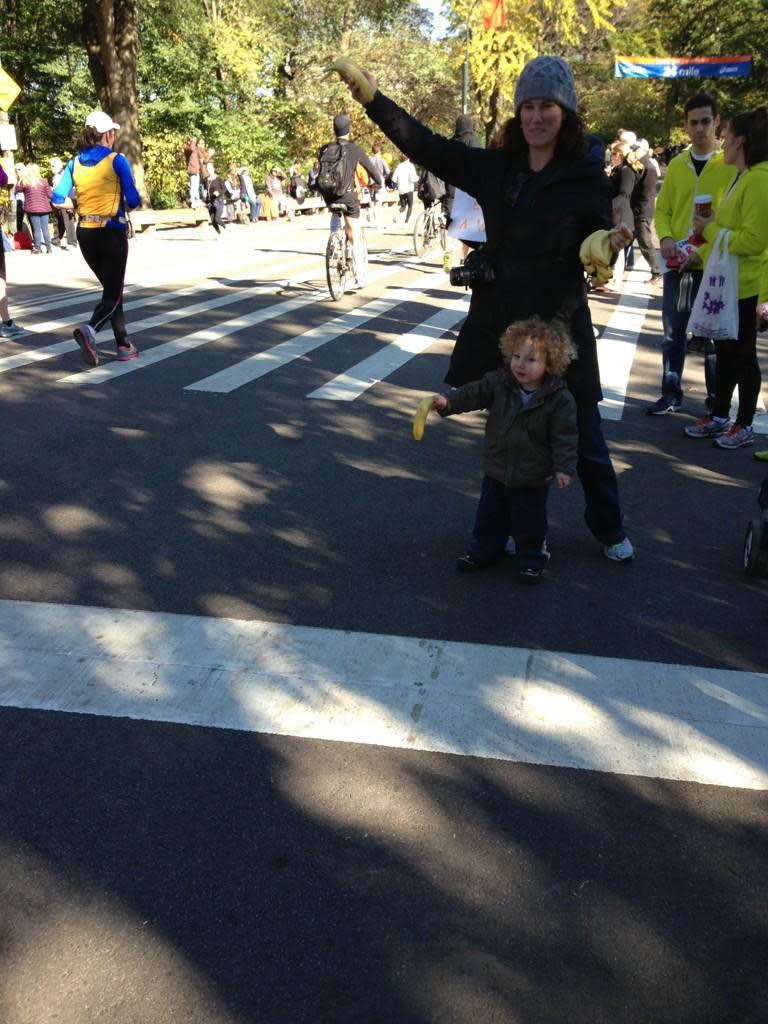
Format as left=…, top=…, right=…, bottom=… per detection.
left=52, top=146, right=140, bottom=230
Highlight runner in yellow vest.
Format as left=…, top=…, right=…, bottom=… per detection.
left=52, top=110, right=141, bottom=366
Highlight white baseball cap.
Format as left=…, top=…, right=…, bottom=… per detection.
left=85, top=110, right=120, bottom=133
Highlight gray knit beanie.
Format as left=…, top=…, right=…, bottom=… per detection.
left=514, top=56, right=578, bottom=114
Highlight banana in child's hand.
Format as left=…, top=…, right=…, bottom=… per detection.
left=412, top=396, right=435, bottom=441
left=325, top=58, right=376, bottom=103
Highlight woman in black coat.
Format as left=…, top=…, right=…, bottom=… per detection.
left=340, top=55, right=634, bottom=561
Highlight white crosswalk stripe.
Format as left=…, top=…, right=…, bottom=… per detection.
left=307, top=296, right=469, bottom=401
left=56, top=289, right=328, bottom=384
left=0, top=258, right=320, bottom=377
left=11, top=249, right=315, bottom=324
left=56, top=262, right=443, bottom=388
left=185, top=270, right=454, bottom=394
left=597, top=265, right=653, bottom=421
left=0, top=599, right=764, bottom=790
left=6, top=245, right=765, bottom=424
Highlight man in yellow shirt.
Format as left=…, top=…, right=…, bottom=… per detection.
left=651, top=93, right=736, bottom=416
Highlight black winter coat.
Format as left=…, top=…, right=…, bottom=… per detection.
left=366, top=92, right=612, bottom=403
left=630, top=154, right=658, bottom=221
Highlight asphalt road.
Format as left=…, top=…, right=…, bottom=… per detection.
left=0, top=214, right=766, bottom=1024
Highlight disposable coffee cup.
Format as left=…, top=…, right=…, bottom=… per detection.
left=694, top=194, right=712, bottom=216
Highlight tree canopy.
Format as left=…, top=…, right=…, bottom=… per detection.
left=1, top=0, right=765, bottom=206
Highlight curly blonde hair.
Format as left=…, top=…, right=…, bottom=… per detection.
left=499, top=316, right=576, bottom=377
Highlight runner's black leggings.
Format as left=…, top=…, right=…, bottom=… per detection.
left=712, top=295, right=761, bottom=427
left=76, top=226, right=129, bottom=343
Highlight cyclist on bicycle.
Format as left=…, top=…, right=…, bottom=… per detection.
left=317, top=114, right=384, bottom=287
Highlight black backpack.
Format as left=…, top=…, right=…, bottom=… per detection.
left=417, top=170, right=445, bottom=205
left=291, top=175, right=307, bottom=202
left=315, top=141, right=349, bottom=203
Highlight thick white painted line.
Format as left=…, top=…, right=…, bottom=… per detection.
left=307, top=297, right=469, bottom=401
left=0, top=599, right=764, bottom=790
left=11, top=251, right=314, bottom=329
left=0, top=261, right=318, bottom=379
left=56, top=291, right=326, bottom=384
left=597, top=265, right=652, bottom=421
left=56, top=261, right=414, bottom=386
left=595, top=264, right=768, bottom=432
left=185, top=271, right=451, bottom=393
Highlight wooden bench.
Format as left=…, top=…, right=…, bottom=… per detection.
left=129, top=190, right=400, bottom=231
left=130, top=207, right=210, bottom=233
left=291, top=191, right=400, bottom=215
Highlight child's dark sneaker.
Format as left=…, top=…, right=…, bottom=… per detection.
left=456, top=554, right=493, bottom=572
left=519, top=567, right=543, bottom=584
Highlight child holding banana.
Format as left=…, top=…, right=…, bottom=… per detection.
left=419, top=316, right=577, bottom=583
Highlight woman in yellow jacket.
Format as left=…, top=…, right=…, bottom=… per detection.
left=684, top=107, right=768, bottom=449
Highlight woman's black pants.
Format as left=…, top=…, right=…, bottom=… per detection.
left=76, top=226, right=129, bottom=343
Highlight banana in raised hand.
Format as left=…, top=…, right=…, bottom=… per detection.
left=325, top=58, right=376, bottom=103
left=412, top=396, right=435, bottom=441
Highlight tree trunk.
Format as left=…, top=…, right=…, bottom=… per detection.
left=339, top=0, right=355, bottom=52
left=485, top=75, right=501, bottom=146
left=664, top=79, right=681, bottom=142
left=83, top=0, right=148, bottom=204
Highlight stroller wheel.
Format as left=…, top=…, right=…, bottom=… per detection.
left=743, top=518, right=767, bottom=577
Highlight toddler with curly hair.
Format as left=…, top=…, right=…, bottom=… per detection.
left=427, top=316, right=577, bottom=582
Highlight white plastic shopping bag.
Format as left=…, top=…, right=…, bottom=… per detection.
left=687, top=229, right=739, bottom=341
left=446, top=189, right=486, bottom=242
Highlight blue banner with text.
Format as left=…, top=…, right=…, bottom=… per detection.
left=614, top=56, right=752, bottom=79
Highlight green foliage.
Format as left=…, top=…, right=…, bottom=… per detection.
left=646, top=0, right=768, bottom=118
left=4, top=0, right=767, bottom=204
left=142, top=131, right=188, bottom=208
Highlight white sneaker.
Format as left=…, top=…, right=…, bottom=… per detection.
left=0, top=321, right=28, bottom=339
left=604, top=537, right=634, bottom=562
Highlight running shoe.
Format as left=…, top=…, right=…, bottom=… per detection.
left=116, top=341, right=139, bottom=362
left=713, top=424, right=754, bottom=449
left=73, top=324, right=98, bottom=366
left=646, top=396, right=682, bottom=416
left=753, top=450, right=768, bottom=462
left=0, top=321, right=28, bottom=339
left=684, top=416, right=731, bottom=439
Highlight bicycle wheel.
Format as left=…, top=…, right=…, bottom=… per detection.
left=326, top=233, right=347, bottom=300
left=413, top=212, right=428, bottom=257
